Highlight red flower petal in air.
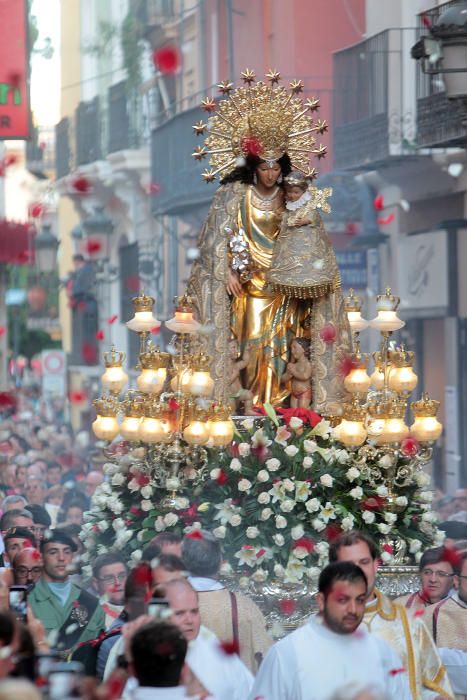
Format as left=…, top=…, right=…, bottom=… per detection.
left=82, top=342, right=98, bottom=364
left=186, top=531, right=203, bottom=540
left=389, top=668, right=406, bottom=676
left=413, top=609, right=425, bottom=617
left=319, top=323, right=336, bottom=344
left=84, top=238, right=102, bottom=255
left=256, top=548, right=266, bottom=559
left=0, top=327, right=6, bottom=337
left=148, top=182, right=161, bottom=194
left=400, top=436, right=419, bottom=457
left=4, top=154, right=18, bottom=167
left=152, top=46, right=181, bottom=75
left=377, top=213, right=395, bottom=226
left=133, top=563, right=153, bottom=587
left=421, top=13, right=432, bottom=28
left=279, top=599, right=296, bottom=616
left=71, top=175, right=92, bottom=194
left=168, top=398, right=180, bottom=411
left=29, top=203, right=44, bottom=218
left=151, top=325, right=161, bottom=335
left=338, top=354, right=358, bottom=379
left=69, top=390, right=87, bottom=404
left=373, top=194, right=384, bottom=211
left=220, top=640, right=240, bottom=655
left=240, top=135, right=264, bottom=158
left=107, top=315, right=118, bottom=325
left=441, top=545, right=463, bottom=570
left=95, top=330, right=105, bottom=341
left=126, top=275, right=140, bottom=292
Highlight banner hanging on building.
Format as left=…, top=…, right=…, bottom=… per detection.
left=0, top=0, right=30, bottom=139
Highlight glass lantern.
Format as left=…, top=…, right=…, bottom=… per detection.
left=344, top=289, right=369, bottom=334
left=126, top=292, right=161, bottom=333
left=388, top=347, right=418, bottom=395
left=165, top=294, right=201, bottom=334
left=101, top=347, right=128, bottom=395
left=188, top=352, right=214, bottom=397
left=137, top=346, right=170, bottom=395
left=207, top=404, right=234, bottom=447
left=369, top=288, right=405, bottom=333
left=336, top=403, right=367, bottom=447
left=410, top=393, right=443, bottom=443
left=92, top=398, right=120, bottom=441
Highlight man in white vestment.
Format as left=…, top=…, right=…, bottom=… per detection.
left=330, top=531, right=453, bottom=700
left=248, top=561, right=411, bottom=700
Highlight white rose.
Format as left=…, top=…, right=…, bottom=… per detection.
left=346, top=467, right=360, bottom=482
left=257, top=470, right=270, bottom=483
left=275, top=515, right=287, bottom=529
left=258, top=492, right=270, bottom=504
left=306, top=498, right=321, bottom=513
left=238, top=478, right=252, bottom=492
left=415, top=551, right=423, bottom=564
left=283, top=478, right=295, bottom=491
left=273, top=534, right=285, bottom=546
left=213, top=526, right=226, bottom=538
left=274, top=563, right=285, bottom=577
left=312, top=518, right=326, bottom=532
left=260, top=508, right=273, bottom=521
left=384, top=512, right=398, bottom=525
left=284, top=445, right=299, bottom=457
left=349, top=486, right=363, bottom=499
left=230, top=458, right=242, bottom=471
left=238, top=577, right=250, bottom=589
left=241, top=418, right=255, bottom=430
left=376, top=485, right=388, bottom=497
left=315, top=541, right=329, bottom=555
left=304, top=440, right=318, bottom=453
left=140, top=485, right=153, bottom=499
left=289, top=417, right=303, bottom=430
left=415, top=471, right=430, bottom=487
left=409, top=539, right=422, bottom=553
left=422, top=511, right=436, bottom=523
left=293, top=546, right=309, bottom=560
left=306, top=566, right=321, bottom=580
left=381, top=551, right=393, bottom=563
left=155, top=516, right=166, bottom=532
left=141, top=500, right=153, bottom=512
left=238, top=443, right=251, bottom=457
left=210, top=468, right=221, bottom=480
left=108, top=497, right=124, bottom=514
left=252, top=568, right=267, bottom=583
left=97, top=520, right=109, bottom=532
left=418, top=491, right=433, bottom=502
left=302, top=456, right=313, bottom=469
left=341, top=515, right=355, bottom=531
left=335, top=449, right=350, bottom=464
left=111, top=473, right=125, bottom=486
left=362, top=510, right=375, bottom=524
left=280, top=499, right=295, bottom=513
left=164, top=513, right=179, bottom=527
left=112, top=518, right=125, bottom=531
left=266, top=458, right=280, bottom=471
left=320, top=474, right=333, bottom=488
left=291, top=524, right=305, bottom=540
left=229, top=514, right=242, bottom=527
left=378, top=455, right=393, bottom=468
left=395, top=496, right=408, bottom=507
left=246, top=526, right=259, bottom=538
left=377, top=523, right=391, bottom=534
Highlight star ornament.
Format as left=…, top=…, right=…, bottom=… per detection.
left=192, top=120, right=207, bottom=135
left=313, top=145, right=327, bottom=160
left=306, top=97, right=321, bottom=112
left=266, top=69, right=281, bottom=85
left=202, top=169, right=216, bottom=183
left=201, top=98, right=216, bottom=113
left=290, top=79, right=304, bottom=94
left=192, top=146, right=207, bottom=161
left=241, top=68, right=256, bottom=84
left=217, top=80, right=234, bottom=94
left=314, top=119, right=328, bottom=135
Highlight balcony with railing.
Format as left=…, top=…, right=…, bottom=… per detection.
left=415, top=1, right=467, bottom=148
left=333, top=29, right=417, bottom=170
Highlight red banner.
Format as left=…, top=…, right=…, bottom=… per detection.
left=0, top=0, right=30, bottom=139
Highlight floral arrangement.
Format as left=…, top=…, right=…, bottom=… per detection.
left=81, top=407, right=443, bottom=584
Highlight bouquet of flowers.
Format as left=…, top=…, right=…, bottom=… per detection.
left=82, top=407, right=443, bottom=583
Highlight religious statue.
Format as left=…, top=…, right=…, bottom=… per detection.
left=187, top=70, right=352, bottom=415
left=228, top=339, right=255, bottom=416
left=281, top=338, right=313, bottom=409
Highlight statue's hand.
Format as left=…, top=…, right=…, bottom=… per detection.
left=227, top=269, right=243, bottom=297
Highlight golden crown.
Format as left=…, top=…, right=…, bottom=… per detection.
left=103, top=345, right=126, bottom=368
left=192, top=69, right=328, bottom=182
left=411, top=393, right=440, bottom=417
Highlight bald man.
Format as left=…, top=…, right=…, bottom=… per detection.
left=85, top=471, right=104, bottom=499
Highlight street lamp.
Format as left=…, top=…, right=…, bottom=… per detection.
left=81, top=206, right=114, bottom=259
left=412, top=3, right=467, bottom=123
left=34, top=223, right=59, bottom=274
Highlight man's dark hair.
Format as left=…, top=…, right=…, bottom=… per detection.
left=328, top=530, right=380, bottom=563
left=130, top=621, right=187, bottom=687
left=181, top=530, right=221, bottom=577
left=0, top=611, right=15, bottom=647
left=456, top=551, right=467, bottom=575
left=319, top=561, right=368, bottom=598
left=141, top=542, right=161, bottom=563
left=419, top=547, right=452, bottom=572
left=0, top=509, right=32, bottom=531
left=439, top=521, right=467, bottom=540
left=156, top=554, right=185, bottom=573
left=25, top=504, right=51, bottom=528
left=4, top=528, right=37, bottom=548
left=92, top=552, right=127, bottom=580
left=46, top=461, right=62, bottom=472
left=151, top=532, right=182, bottom=549
left=40, top=528, right=77, bottom=553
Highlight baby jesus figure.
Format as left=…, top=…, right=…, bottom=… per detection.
left=281, top=337, right=313, bottom=408
left=228, top=339, right=255, bottom=415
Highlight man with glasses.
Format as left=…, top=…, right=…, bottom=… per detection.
left=12, top=546, right=43, bottom=588
left=426, top=551, right=467, bottom=697
left=92, top=553, right=128, bottom=628
left=396, top=547, right=455, bottom=610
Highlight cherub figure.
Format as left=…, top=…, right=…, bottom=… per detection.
left=281, top=337, right=313, bottom=408
left=228, top=339, right=255, bottom=415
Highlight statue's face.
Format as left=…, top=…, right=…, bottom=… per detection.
left=255, top=162, right=281, bottom=189
left=229, top=341, right=238, bottom=358
left=291, top=340, right=304, bottom=359
left=285, top=185, right=306, bottom=203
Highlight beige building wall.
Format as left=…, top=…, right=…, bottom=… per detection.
left=59, top=0, right=82, bottom=354
left=365, top=0, right=446, bottom=35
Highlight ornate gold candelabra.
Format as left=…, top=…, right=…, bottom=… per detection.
left=335, top=289, right=443, bottom=511
left=91, top=293, right=234, bottom=502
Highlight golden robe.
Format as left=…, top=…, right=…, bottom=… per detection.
left=187, top=182, right=351, bottom=412
left=425, top=595, right=467, bottom=700
left=364, top=590, right=453, bottom=700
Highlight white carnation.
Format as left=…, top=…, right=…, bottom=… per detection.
left=283, top=479, right=295, bottom=491
left=107, top=497, right=124, bottom=514
left=274, top=564, right=285, bottom=577
left=409, top=539, right=422, bottom=553
left=111, top=472, right=125, bottom=486
left=315, top=541, right=329, bottom=555
left=275, top=515, right=287, bottom=529
left=266, top=458, right=280, bottom=471
left=377, top=523, right=391, bottom=534
left=381, top=551, right=393, bottom=563
left=384, top=512, right=398, bottom=525
left=304, top=439, right=318, bottom=453
left=246, top=526, right=259, bottom=538
left=252, top=568, right=267, bottom=582
left=131, top=550, right=142, bottom=563
left=418, top=491, right=434, bottom=503
left=341, top=515, right=355, bottom=531
left=112, top=518, right=125, bottom=531
left=395, top=496, right=408, bottom=507
left=320, top=474, right=333, bottom=488
left=289, top=417, right=303, bottom=429
left=346, top=467, right=360, bottom=482
left=210, top=468, right=221, bottom=480
left=140, top=485, right=153, bottom=499
left=284, top=445, right=299, bottom=457
left=422, top=511, right=436, bottom=523
left=164, top=513, right=179, bottom=527
left=376, top=485, right=388, bottom=497
left=335, top=449, right=350, bottom=464
left=97, top=520, right=109, bottom=532
left=415, top=471, right=430, bottom=487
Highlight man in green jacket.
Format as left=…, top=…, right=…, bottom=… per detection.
left=29, top=529, right=105, bottom=656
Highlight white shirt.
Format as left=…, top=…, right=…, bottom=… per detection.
left=130, top=687, right=191, bottom=699
left=437, top=591, right=467, bottom=695
left=188, top=576, right=224, bottom=592
left=248, top=616, right=411, bottom=700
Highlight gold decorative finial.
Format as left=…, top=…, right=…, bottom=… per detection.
left=266, top=69, right=281, bottom=85
left=241, top=68, right=256, bottom=84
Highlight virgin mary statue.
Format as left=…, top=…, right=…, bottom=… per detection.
left=187, top=70, right=351, bottom=415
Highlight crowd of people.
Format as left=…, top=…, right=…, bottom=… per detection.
left=0, top=405, right=466, bottom=699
